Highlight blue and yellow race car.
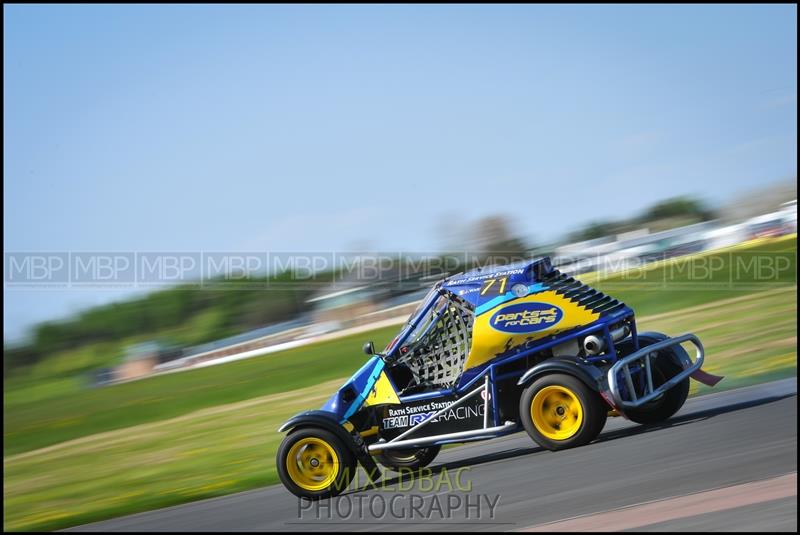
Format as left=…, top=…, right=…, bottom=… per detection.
left=277, top=257, right=723, bottom=499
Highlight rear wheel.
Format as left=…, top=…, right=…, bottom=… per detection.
left=376, top=446, right=441, bottom=471
left=623, top=352, right=689, bottom=424
left=277, top=427, right=356, bottom=500
left=520, top=374, right=607, bottom=450
left=615, top=334, right=691, bottom=425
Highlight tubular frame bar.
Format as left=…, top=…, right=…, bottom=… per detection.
left=368, top=422, right=517, bottom=452
left=607, top=333, right=704, bottom=409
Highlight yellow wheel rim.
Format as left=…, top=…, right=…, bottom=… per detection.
left=531, top=385, right=584, bottom=440
left=285, top=437, right=340, bottom=491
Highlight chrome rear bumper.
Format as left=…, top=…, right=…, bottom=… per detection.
left=607, top=333, right=704, bottom=409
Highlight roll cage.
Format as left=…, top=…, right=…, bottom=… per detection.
left=384, top=284, right=475, bottom=391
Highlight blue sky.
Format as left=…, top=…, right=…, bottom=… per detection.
left=3, top=4, right=797, bottom=340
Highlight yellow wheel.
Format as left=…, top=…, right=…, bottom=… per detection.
left=520, top=374, right=607, bottom=450
left=531, top=385, right=584, bottom=440
left=285, top=437, right=340, bottom=491
left=277, top=428, right=355, bottom=499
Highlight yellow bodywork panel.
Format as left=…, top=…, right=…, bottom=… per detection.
left=363, top=370, right=401, bottom=407
left=464, top=290, right=600, bottom=371
left=359, top=426, right=380, bottom=438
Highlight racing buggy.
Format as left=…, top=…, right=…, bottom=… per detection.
left=277, top=257, right=723, bottom=499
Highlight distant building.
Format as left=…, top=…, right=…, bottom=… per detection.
left=89, top=367, right=117, bottom=387
left=306, top=260, right=429, bottom=328
left=307, top=285, right=388, bottom=327
left=115, top=342, right=182, bottom=382
left=746, top=202, right=797, bottom=238
left=554, top=221, right=718, bottom=275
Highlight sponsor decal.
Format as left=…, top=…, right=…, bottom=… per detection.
left=490, top=302, right=563, bottom=333
left=381, top=400, right=485, bottom=430
left=445, top=268, right=525, bottom=286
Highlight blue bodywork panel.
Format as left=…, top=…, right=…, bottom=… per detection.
left=440, top=257, right=553, bottom=308
left=320, top=356, right=386, bottom=423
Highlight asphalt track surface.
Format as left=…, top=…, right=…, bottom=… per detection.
left=70, top=378, right=797, bottom=532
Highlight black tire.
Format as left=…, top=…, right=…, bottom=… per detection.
left=376, top=446, right=441, bottom=471
left=519, top=373, right=607, bottom=451
left=277, top=427, right=356, bottom=500
left=623, top=352, right=690, bottom=424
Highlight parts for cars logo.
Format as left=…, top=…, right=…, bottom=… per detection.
left=490, top=302, right=563, bottom=333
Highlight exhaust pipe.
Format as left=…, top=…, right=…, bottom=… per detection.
left=583, top=335, right=604, bottom=355
left=583, top=325, right=630, bottom=355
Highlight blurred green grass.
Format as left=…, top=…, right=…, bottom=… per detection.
left=3, top=236, right=796, bottom=531
left=4, top=378, right=345, bottom=531
left=4, top=325, right=400, bottom=457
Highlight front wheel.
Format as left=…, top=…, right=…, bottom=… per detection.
left=376, top=446, right=441, bottom=471
left=277, top=427, right=356, bottom=500
left=520, top=374, right=607, bottom=451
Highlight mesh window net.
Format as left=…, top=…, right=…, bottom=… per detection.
left=398, top=295, right=475, bottom=388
